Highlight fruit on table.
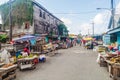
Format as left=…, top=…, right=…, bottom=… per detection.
left=110, top=58, right=116, bottom=63
left=110, top=57, right=120, bottom=63
left=29, top=54, right=34, bottom=58
left=18, top=55, right=23, bottom=59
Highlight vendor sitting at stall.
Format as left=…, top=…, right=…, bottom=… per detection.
left=21, top=48, right=30, bottom=57
left=108, top=45, right=114, bottom=51
left=16, top=50, right=21, bottom=58
left=24, top=47, right=30, bottom=54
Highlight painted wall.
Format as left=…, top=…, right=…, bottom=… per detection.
left=117, top=33, right=120, bottom=45
left=33, top=3, right=62, bottom=35
left=103, top=34, right=110, bottom=45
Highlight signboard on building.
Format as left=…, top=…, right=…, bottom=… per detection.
left=103, top=34, right=110, bottom=45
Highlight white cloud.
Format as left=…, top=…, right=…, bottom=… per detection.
left=67, top=2, right=120, bottom=35
left=92, top=1, right=120, bottom=35
left=79, top=23, right=91, bottom=35
left=0, top=0, right=8, bottom=5
left=93, top=13, right=103, bottom=24
left=67, top=11, right=77, bottom=16
left=0, top=15, right=2, bottom=24
left=116, top=2, right=120, bottom=14
left=61, top=18, right=72, bottom=25
left=78, top=11, right=110, bottom=35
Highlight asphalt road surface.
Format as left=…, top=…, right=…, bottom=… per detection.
left=16, top=46, right=112, bottom=80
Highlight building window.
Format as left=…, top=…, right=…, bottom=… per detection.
left=43, top=12, right=46, bottom=19
left=39, top=10, right=42, bottom=17
left=52, top=17, right=54, bottom=24
left=53, top=19, right=55, bottom=24
left=55, top=20, right=57, bottom=25
left=47, top=14, right=50, bottom=21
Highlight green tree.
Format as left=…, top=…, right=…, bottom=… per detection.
left=58, top=24, right=68, bottom=36
left=0, top=0, right=33, bottom=29
left=77, top=33, right=82, bottom=39
left=0, top=34, right=8, bottom=43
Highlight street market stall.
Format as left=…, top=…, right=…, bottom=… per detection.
left=83, top=37, right=93, bottom=41
left=82, top=37, right=93, bottom=49
left=1, top=44, right=15, bottom=56
left=0, top=64, right=17, bottom=80
left=13, top=35, right=36, bottom=52
left=0, top=49, right=17, bottom=80
left=13, top=35, right=46, bottom=54
left=31, top=37, right=46, bottom=54
left=42, top=42, right=58, bottom=56
left=97, top=50, right=120, bottom=80
left=97, top=45, right=107, bottom=52
left=59, top=37, right=68, bottom=49
left=13, top=35, right=46, bottom=70
left=17, top=55, right=38, bottom=70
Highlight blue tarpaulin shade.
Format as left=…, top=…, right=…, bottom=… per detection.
left=14, top=35, right=36, bottom=42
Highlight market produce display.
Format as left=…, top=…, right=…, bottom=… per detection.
left=17, top=53, right=39, bottom=71
left=1, top=63, right=13, bottom=68
left=18, top=55, right=23, bottom=59
left=97, top=45, right=107, bottom=52
left=29, top=54, right=34, bottom=58
left=110, top=56, right=120, bottom=63
left=43, top=43, right=53, bottom=50
left=17, top=53, right=36, bottom=59
left=0, top=64, right=17, bottom=80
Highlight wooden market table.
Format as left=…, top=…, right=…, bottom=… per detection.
left=99, top=53, right=120, bottom=80
left=110, top=63, right=120, bottom=80
left=106, top=60, right=115, bottom=78
left=0, top=63, right=4, bottom=67
left=17, top=56, right=38, bottom=71
left=99, top=54, right=108, bottom=67
left=0, top=65, right=17, bottom=80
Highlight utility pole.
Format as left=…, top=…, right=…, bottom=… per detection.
left=111, top=0, right=115, bottom=29
left=88, top=29, right=90, bottom=35
left=91, top=22, right=94, bottom=37
left=96, top=0, right=115, bottom=29
left=90, top=21, right=94, bottom=37
left=9, top=0, right=12, bottom=41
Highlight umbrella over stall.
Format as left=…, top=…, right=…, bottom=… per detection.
left=13, top=35, right=36, bottom=42
left=12, top=35, right=37, bottom=51
left=83, top=37, right=93, bottom=41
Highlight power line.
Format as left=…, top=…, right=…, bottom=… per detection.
left=102, top=12, right=110, bottom=31
left=52, top=11, right=98, bottom=14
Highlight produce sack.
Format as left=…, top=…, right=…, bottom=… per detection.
left=96, top=53, right=101, bottom=64
left=0, top=49, right=11, bottom=64
left=39, top=54, right=46, bottom=62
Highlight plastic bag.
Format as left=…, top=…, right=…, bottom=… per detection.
left=96, top=53, right=101, bottom=64
left=0, top=49, right=11, bottom=64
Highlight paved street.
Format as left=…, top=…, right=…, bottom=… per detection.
left=16, top=46, right=112, bottom=80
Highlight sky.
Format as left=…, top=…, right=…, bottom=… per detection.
left=0, top=0, right=120, bottom=35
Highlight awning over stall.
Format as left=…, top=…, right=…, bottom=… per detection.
left=13, top=35, right=36, bottom=42
left=83, top=37, right=93, bottom=41
left=107, top=27, right=120, bottom=44
left=107, top=27, right=120, bottom=34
